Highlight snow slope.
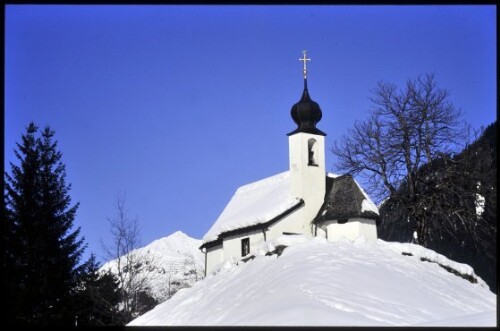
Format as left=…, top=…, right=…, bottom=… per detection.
left=129, top=236, right=496, bottom=326
left=100, top=231, right=204, bottom=302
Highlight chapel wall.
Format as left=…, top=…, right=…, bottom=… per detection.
left=206, top=244, right=224, bottom=275
left=323, top=217, right=378, bottom=242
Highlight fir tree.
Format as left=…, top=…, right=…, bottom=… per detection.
left=74, top=254, right=122, bottom=326
left=4, top=123, right=86, bottom=325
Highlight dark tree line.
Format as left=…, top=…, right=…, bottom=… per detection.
left=3, top=123, right=123, bottom=326
left=75, top=254, right=122, bottom=325
left=332, top=74, right=496, bottom=292
left=379, top=121, right=497, bottom=291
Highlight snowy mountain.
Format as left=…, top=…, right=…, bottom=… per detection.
left=129, top=235, right=496, bottom=326
left=100, top=231, right=204, bottom=303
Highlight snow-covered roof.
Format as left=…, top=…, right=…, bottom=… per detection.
left=202, top=171, right=301, bottom=244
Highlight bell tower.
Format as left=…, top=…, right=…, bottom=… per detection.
left=288, top=50, right=326, bottom=224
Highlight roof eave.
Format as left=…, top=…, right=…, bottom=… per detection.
left=314, top=211, right=381, bottom=224
left=199, top=238, right=223, bottom=251
left=201, top=199, right=305, bottom=248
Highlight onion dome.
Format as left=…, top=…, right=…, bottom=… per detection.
left=288, top=78, right=326, bottom=136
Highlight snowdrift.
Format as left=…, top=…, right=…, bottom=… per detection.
left=129, top=236, right=496, bottom=326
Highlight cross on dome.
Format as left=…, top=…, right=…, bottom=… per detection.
left=299, top=50, right=311, bottom=79
left=288, top=50, right=325, bottom=137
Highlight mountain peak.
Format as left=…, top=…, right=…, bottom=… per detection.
left=169, top=230, right=188, bottom=238
left=100, top=231, right=204, bottom=303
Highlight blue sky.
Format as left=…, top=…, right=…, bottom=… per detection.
left=5, top=5, right=496, bottom=263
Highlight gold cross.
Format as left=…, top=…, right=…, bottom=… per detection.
left=299, top=50, right=311, bottom=79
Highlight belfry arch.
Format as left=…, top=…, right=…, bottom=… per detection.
left=308, top=138, right=318, bottom=166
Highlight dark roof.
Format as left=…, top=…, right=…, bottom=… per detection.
left=287, top=79, right=326, bottom=137
left=314, top=174, right=380, bottom=224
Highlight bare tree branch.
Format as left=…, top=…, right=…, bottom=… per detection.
left=101, top=192, right=156, bottom=323
left=331, top=73, right=483, bottom=249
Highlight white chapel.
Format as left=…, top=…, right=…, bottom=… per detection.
left=200, top=51, right=380, bottom=275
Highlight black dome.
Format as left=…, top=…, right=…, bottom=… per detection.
left=288, top=80, right=326, bottom=136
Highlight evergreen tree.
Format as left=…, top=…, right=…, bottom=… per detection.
left=4, top=123, right=86, bottom=325
left=74, top=254, right=122, bottom=326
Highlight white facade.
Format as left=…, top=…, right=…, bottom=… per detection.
left=205, top=213, right=378, bottom=275
left=321, top=218, right=378, bottom=242
left=223, top=229, right=264, bottom=261
left=204, top=205, right=306, bottom=275
left=206, top=244, right=223, bottom=273
left=265, top=205, right=310, bottom=239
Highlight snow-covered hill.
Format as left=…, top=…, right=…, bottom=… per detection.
left=100, top=231, right=204, bottom=303
left=129, top=235, right=496, bottom=326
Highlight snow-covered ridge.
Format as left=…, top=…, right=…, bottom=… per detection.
left=326, top=172, right=340, bottom=178
left=235, top=171, right=290, bottom=194
left=378, top=240, right=483, bottom=285
left=129, top=236, right=496, bottom=326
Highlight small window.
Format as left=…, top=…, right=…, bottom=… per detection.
left=241, top=238, right=250, bottom=257
left=308, top=138, right=318, bottom=166
left=337, top=218, right=348, bottom=224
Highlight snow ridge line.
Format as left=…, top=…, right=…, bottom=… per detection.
left=419, top=256, right=478, bottom=284
left=400, top=251, right=478, bottom=284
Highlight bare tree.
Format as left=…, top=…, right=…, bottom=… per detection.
left=183, top=253, right=202, bottom=282
left=332, top=73, right=492, bottom=250
left=101, top=193, right=156, bottom=324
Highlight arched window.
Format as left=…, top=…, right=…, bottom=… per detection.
left=308, top=138, right=318, bottom=166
